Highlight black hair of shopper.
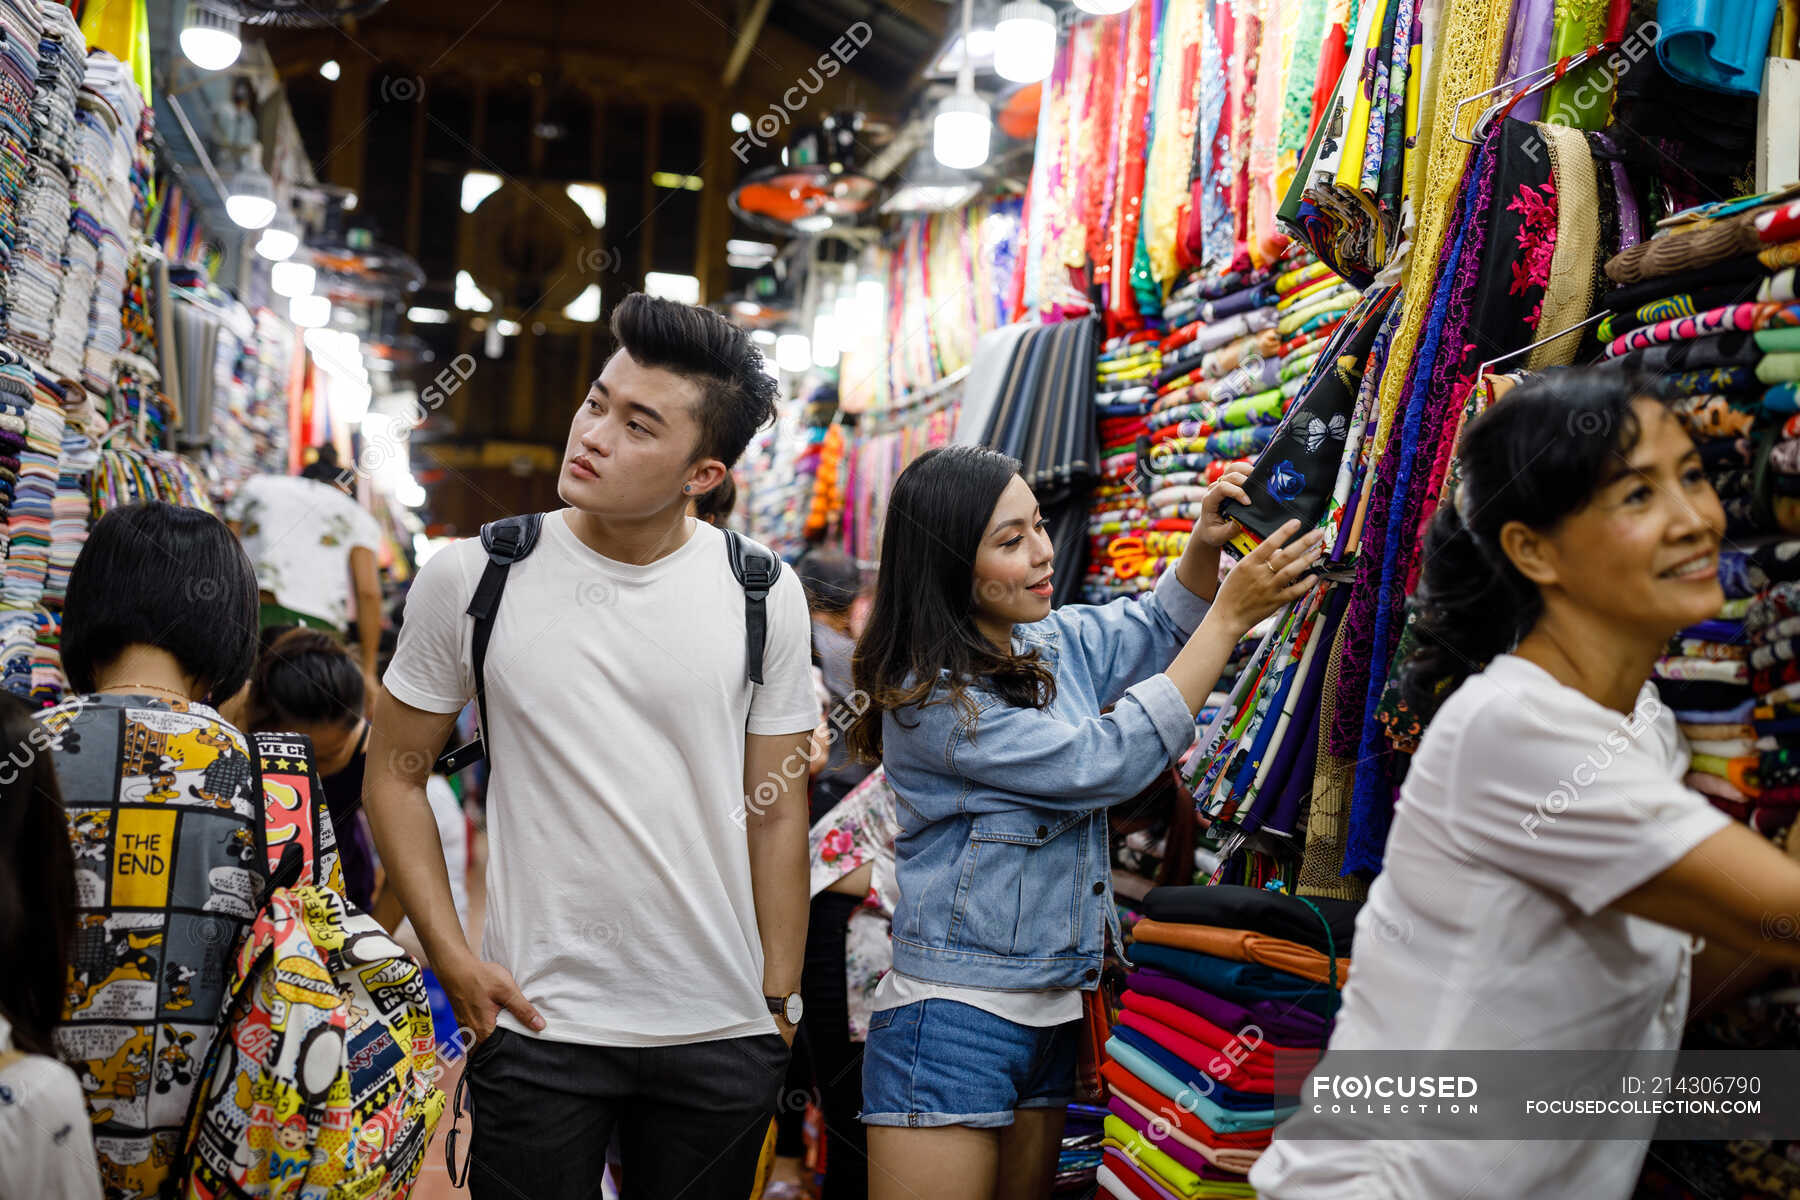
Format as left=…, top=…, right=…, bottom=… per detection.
left=694, top=471, right=737, bottom=526
left=847, top=444, right=1055, bottom=764
left=0, top=691, right=75, bottom=1056
left=61, top=502, right=260, bottom=702
left=253, top=627, right=364, bottom=730
left=796, top=547, right=860, bottom=614
left=298, top=443, right=343, bottom=484
left=1397, top=368, right=1674, bottom=723
left=609, top=292, right=777, bottom=468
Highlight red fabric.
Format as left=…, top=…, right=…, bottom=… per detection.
left=1161, top=321, right=1208, bottom=354
left=1309, top=22, right=1350, bottom=141
left=1117, top=1008, right=1282, bottom=1089
left=1105, top=0, right=1156, bottom=332
left=1099, top=1060, right=1272, bottom=1149
left=1152, top=518, right=1197, bottom=532
left=1124, top=990, right=1318, bottom=1058
left=1101, top=1148, right=1168, bottom=1200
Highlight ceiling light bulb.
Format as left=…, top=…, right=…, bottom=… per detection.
left=179, top=0, right=240, bottom=71
left=270, top=260, right=316, bottom=298
left=994, top=2, right=1057, bottom=83
left=289, top=293, right=331, bottom=328
left=225, top=159, right=276, bottom=230
left=319, top=58, right=341, bottom=80
left=933, top=92, right=991, bottom=171
left=255, top=215, right=299, bottom=261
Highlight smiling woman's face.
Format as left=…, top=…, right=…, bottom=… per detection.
left=1509, top=398, right=1726, bottom=642
left=971, top=475, right=1056, bottom=635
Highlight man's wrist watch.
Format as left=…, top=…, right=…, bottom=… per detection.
left=766, top=991, right=803, bottom=1025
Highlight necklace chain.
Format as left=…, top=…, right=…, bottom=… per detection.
left=97, top=683, right=190, bottom=700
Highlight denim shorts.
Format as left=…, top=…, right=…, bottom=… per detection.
left=859, top=999, right=1079, bottom=1128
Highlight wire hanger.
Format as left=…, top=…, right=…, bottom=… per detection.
left=1452, top=0, right=1632, bottom=145
left=1474, top=310, right=1613, bottom=379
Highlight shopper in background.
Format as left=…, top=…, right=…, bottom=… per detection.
left=225, top=445, right=385, bottom=698
left=848, top=444, right=1320, bottom=1200
left=0, top=692, right=100, bottom=1199
left=798, top=547, right=872, bottom=821
left=367, top=293, right=818, bottom=1200
left=245, top=627, right=380, bottom=911
left=1253, top=372, right=1800, bottom=1200
left=47, top=502, right=266, bottom=1197
left=693, top=469, right=738, bottom=528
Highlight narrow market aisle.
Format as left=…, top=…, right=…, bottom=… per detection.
left=410, top=828, right=487, bottom=1200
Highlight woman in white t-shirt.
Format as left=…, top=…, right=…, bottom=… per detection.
left=1253, top=372, right=1800, bottom=1200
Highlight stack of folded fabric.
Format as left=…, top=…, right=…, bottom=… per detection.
left=1057, top=1104, right=1106, bottom=1196
left=75, top=53, right=143, bottom=395
left=0, top=0, right=40, bottom=339
left=0, top=363, right=63, bottom=615
left=1659, top=569, right=1759, bottom=824
left=1740, top=540, right=1800, bottom=842
left=0, top=605, right=30, bottom=694
left=43, top=385, right=93, bottom=611
left=1096, top=885, right=1358, bottom=1200
left=4, top=0, right=83, bottom=365
left=1086, top=328, right=1163, bottom=601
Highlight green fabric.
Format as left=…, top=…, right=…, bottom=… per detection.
left=1758, top=328, right=1800, bottom=354
left=259, top=601, right=343, bottom=635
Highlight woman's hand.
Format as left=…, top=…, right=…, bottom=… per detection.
left=1210, top=519, right=1324, bottom=635
left=1194, top=466, right=1253, bottom=549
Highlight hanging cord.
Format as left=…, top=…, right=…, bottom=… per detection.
left=1267, top=879, right=1342, bottom=1015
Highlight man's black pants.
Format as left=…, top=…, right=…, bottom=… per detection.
left=465, top=1025, right=790, bottom=1199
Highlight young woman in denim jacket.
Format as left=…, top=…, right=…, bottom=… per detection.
left=847, top=444, right=1322, bottom=1200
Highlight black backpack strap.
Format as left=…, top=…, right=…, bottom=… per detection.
left=433, top=513, right=544, bottom=775
left=724, top=529, right=782, bottom=686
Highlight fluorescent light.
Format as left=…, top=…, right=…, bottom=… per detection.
left=319, top=58, right=341, bottom=80
left=881, top=182, right=981, bottom=214
left=270, top=260, right=315, bottom=298
left=496, top=318, right=521, bottom=336
left=728, top=255, right=770, bottom=269
left=811, top=313, right=839, bottom=367
left=650, top=171, right=703, bottom=191
left=731, top=111, right=751, bottom=133
left=994, top=2, right=1056, bottom=83
left=255, top=215, right=299, bottom=261
left=180, top=0, right=240, bottom=71
left=793, top=213, right=833, bottom=233
left=751, top=329, right=777, bottom=346
left=454, top=270, right=493, bottom=312
left=934, top=92, right=991, bottom=170
left=460, top=171, right=502, bottom=214
left=290, top=293, right=331, bottom=328
left=565, top=183, right=606, bottom=228
left=644, top=272, right=701, bottom=304
left=775, top=334, right=810, bottom=373
left=563, top=284, right=602, bottom=323
left=407, top=306, right=450, bottom=324
left=726, top=239, right=776, bottom=259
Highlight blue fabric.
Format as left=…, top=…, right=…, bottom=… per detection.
left=1656, top=0, right=1780, bottom=95
left=860, top=998, right=1078, bottom=1128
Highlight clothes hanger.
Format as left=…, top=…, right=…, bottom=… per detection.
left=1473, top=310, right=1614, bottom=379
left=1452, top=0, right=1634, bottom=145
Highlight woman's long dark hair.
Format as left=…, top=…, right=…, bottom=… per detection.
left=848, top=445, right=1056, bottom=763
left=0, top=693, right=75, bottom=1056
left=1398, top=369, right=1674, bottom=723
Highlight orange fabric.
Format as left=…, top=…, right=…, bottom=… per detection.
left=1131, top=919, right=1351, bottom=986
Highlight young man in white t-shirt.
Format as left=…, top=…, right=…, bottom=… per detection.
left=365, top=294, right=818, bottom=1199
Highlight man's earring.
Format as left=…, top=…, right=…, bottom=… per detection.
left=683, top=485, right=693, bottom=494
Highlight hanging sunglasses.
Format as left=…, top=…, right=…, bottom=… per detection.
left=445, top=1064, right=473, bottom=1187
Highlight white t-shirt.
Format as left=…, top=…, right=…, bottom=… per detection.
left=384, top=511, right=817, bottom=1047
left=0, top=1016, right=101, bottom=1200
left=1252, top=655, right=1731, bottom=1200
left=226, top=474, right=383, bottom=628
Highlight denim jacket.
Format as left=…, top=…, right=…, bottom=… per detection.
left=882, top=566, right=1212, bottom=991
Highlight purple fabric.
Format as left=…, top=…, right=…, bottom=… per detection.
left=1505, top=0, right=1558, bottom=123
left=1593, top=132, right=1641, bottom=250
left=1251, top=589, right=1346, bottom=836
left=1106, top=1097, right=1249, bottom=1179
left=1127, top=967, right=1330, bottom=1046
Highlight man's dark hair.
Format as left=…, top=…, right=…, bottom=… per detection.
left=795, top=547, right=860, bottom=614
left=62, top=502, right=261, bottom=701
left=694, top=471, right=737, bottom=526
left=609, top=292, right=777, bottom=468
left=251, top=627, right=364, bottom=730
left=299, top=444, right=343, bottom=484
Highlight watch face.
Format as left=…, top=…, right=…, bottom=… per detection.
left=784, top=993, right=804, bottom=1024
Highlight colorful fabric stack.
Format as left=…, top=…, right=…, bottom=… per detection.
left=75, top=51, right=145, bottom=394
left=4, top=0, right=84, bottom=365
left=43, top=389, right=93, bottom=610
left=1086, top=328, right=1164, bottom=601
left=1663, top=570, right=1758, bottom=825
left=0, top=0, right=42, bottom=337
left=1741, top=544, right=1800, bottom=842
left=1098, top=885, right=1356, bottom=1200
left=0, top=363, right=64, bottom=617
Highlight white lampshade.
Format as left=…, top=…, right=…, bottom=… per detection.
left=179, top=0, right=240, bottom=71
left=225, top=163, right=276, bottom=230
left=1073, top=0, right=1136, bottom=12
left=255, top=214, right=299, bottom=261
left=933, top=92, right=990, bottom=171
left=994, top=2, right=1057, bottom=83
left=289, top=293, right=331, bottom=328
left=270, top=260, right=316, bottom=298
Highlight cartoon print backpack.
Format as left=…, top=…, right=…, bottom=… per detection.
left=180, top=733, right=445, bottom=1199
